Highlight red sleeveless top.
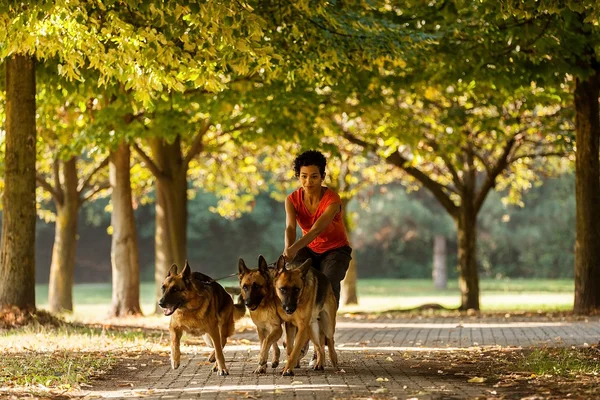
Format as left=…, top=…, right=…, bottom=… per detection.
left=288, top=187, right=349, bottom=254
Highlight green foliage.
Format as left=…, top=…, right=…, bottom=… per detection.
left=349, top=184, right=457, bottom=278
left=479, top=172, right=575, bottom=278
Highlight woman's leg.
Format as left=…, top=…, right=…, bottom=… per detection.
left=318, top=246, right=352, bottom=307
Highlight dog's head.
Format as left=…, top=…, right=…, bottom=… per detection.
left=273, top=257, right=312, bottom=315
left=238, top=255, right=272, bottom=311
left=158, top=260, right=193, bottom=316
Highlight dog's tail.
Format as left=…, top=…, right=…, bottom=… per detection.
left=233, top=294, right=246, bottom=321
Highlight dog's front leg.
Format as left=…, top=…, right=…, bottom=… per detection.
left=208, top=329, right=229, bottom=376
left=282, top=326, right=309, bottom=376
left=268, top=324, right=283, bottom=369
left=257, top=324, right=283, bottom=372
left=254, top=327, right=268, bottom=374
left=284, top=322, right=296, bottom=358
left=170, top=326, right=183, bottom=369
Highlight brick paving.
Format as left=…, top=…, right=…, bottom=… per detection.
left=83, top=315, right=600, bottom=399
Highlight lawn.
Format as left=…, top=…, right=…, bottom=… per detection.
left=33, top=278, right=575, bottom=320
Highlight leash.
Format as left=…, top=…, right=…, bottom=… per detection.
left=211, top=272, right=238, bottom=282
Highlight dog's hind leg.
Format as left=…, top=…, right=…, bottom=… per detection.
left=208, top=328, right=229, bottom=376
left=309, top=318, right=325, bottom=371
left=271, top=341, right=281, bottom=369
left=204, top=333, right=216, bottom=362
left=321, top=310, right=338, bottom=370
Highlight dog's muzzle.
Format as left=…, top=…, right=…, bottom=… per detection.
left=159, top=299, right=180, bottom=316
left=284, top=306, right=296, bottom=314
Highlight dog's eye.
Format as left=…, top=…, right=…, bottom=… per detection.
left=171, top=287, right=179, bottom=293
left=242, top=285, right=248, bottom=292
left=279, top=288, right=287, bottom=294
left=292, top=287, right=300, bottom=293
left=252, top=283, right=260, bottom=290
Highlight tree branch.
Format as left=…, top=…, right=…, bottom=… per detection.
left=183, top=119, right=212, bottom=168
left=132, top=140, right=164, bottom=178
left=510, top=151, right=570, bottom=162
left=36, top=174, right=61, bottom=204
left=78, top=156, right=110, bottom=194
left=474, top=136, right=518, bottom=213
left=343, top=131, right=459, bottom=217
left=81, top=182, right=111, bottom=204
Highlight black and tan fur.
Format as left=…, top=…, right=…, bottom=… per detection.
left=238, top=255, right=284, bottom=373
left=274, top=258, right=339, bottom=376
left=159, top=260, right=246, bottom=376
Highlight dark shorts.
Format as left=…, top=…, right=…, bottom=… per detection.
left=292, top=245, right=352, bottom=306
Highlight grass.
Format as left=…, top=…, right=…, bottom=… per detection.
left=32, top=278, right=576, bottom=319
left=0, top=319, right=168, bottom=396
left=517, top=348, right=600, bottom=376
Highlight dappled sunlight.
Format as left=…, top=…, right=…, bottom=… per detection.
left=336, top=321, right=571, bottom=329
left=339, top=293, right=574, bottom=313
left=95, top=383, right=353, bottom=398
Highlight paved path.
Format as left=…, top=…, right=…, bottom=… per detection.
left=84, top=315, right=600, bottom=399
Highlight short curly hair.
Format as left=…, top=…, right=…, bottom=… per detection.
left=293, top=150, right=327, bottom=178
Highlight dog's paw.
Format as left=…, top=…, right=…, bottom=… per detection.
left=217, top=368, right=229, bottom=376
left=271, top=360, right=279, bottom=369
left=312, top=363, right=324, bottom=371
left=208, top=351, right=216, bottom=363
left=282, top=368, right=294, bottom=376
left=253, top=365, right=267, bottom=374
left=212, top=362, right=218, bottom=372
left=171, top=359, right=180, bottom=369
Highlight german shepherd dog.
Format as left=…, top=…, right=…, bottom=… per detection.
left=274, top=258, right=339, bottom=376
left=238, top=254, right=284, bottom=373
left=159, top=260, right=246, bottom=376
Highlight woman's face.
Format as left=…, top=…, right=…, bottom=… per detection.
left=298, top=165, right=324, bottom=193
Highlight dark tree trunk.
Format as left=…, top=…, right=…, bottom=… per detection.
left=109, top=143, right=142, bottom=317
left=150, top=138, right=188, bottom=313
left=0, top=54, right=37, bottom=310
left=48, top=157, right=79, bottom=313
left=456, top=204, right=479, bottom=311
left=573, top=70, right=600, bottom=314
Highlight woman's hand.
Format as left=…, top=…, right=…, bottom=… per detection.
left=283, top=246, right=297, bottom=262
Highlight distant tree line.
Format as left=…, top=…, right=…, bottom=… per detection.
left=14, top=173, right=574, bottom=283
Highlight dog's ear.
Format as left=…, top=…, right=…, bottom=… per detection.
left=299, top=258, right=312, bottom=276
left=238, top=258, right=249, bottom=277
left=258, top=255, right=269, bottom=274
left=275, top=254, right=286, bottom=275
left=168, top=264, right=178, bottom=277
left=181, top=260, right=191, bottom=279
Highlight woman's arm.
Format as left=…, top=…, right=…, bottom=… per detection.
left=284, top=197, right=297, bottom=251
left=285, top=202, right=340, bottom=260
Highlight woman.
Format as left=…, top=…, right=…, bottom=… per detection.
left=283, top=150, right=352, bottom=307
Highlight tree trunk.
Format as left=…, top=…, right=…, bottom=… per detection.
left=433, top=235, right=447, bottom=290
left=341, top=258, right=358, bottom=305
left=48, top=157, right=79, bottom=313
left=456, top=207, right=479, bottom=310
left=573, top=70, right=600, bottom=314
left=150, top=138, right=188, bottom=313
left=340, top=201, right=358, bottom=305
left=0, top=54, right=37, bottom=310
left=109, top=143, right=142, bottom=317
